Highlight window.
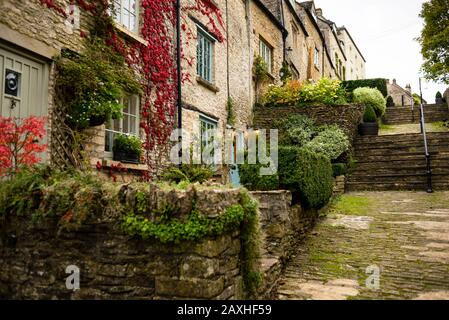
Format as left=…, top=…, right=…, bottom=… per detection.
left=105, top=95, right=140, bottom=155
left=200, top=116, right=218, bottom=164
left=112, top=0, right=139, bottom=33
left=197, top=26, right=214, bottom=83
left=292, top=23, right=299, bottom=48
left=314, top=48, right=320, bottom=68
left=259, top=38, right=273, bottom=73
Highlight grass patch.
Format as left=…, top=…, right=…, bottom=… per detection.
left=329, top=195, right=373, bottom=216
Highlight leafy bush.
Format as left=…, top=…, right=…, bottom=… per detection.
left=113, top=134, right=143, bottom=156
left=363, top=105, right=377, bottom=123
left=304, top=125, right=350, bottom=160
left=239, top=162, right=279, bottom=191
left=413, top=93, right=422, bottom=106
left=161, top=164, right=214, bottom=184
left=263, top=80, right=302, bottom=107
left=299, top=78, right=347, bottom=105
left=353, top=87, right=387, bottom=117
left=57, top=40, right=142, bottom=130
left=278, top=147, right=333, bottom=208
left=342, top=78, right=388, bottom=97
left=253, top=55, right=269, bottom=82
left=332, top=163, right=348, bottom=177
left=386, top=96, right=395, bottom=107
left=275, top=114, right=316, bottom=146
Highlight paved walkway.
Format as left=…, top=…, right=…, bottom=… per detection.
left=276, top=191, right=449, bottom=300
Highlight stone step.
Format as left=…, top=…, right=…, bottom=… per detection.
left=354, top=153, right=449, bottom=163
left=354, top=147, right=449, bottom=156
left=350, top=167, right=449, bottom=177
left=353, top=160, right=449, bottom=170
left=345, top=181, right=449, bottom=191
left=355, top=132, right=449, bottom=143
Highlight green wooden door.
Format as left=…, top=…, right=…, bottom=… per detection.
left=0, top=43, right=50, bottom=161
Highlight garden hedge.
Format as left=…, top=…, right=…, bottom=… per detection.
left=342, top=78, right=388, bottom=97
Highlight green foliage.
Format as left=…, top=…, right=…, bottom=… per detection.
left=280, top=61, right=293, bottom=83
left=278, top=147, right=333, bottom=208
left=353, top=87, right=387, bottom=117
left=304, top=125, right=350, bottom=161
left=226, top=97, right=236, bottom=126
left=299, top=78, right=347, bottom=106
left=239, top=162, right=280, bottom=191
left=386, top=95, right=395, bottom=107
left=113, top=134, right=143, bottom=156
left=122, top=188, right=262, bottom=297
left=413, top=93, right=422, bottom=106
left=332, top=163, right=348, bottom=177
left=419, top=0, right=449, bottom=84
left=263, top=80, right=302, bottom=107
left=275, top=114, right=316, bottom=146
left=57, top=39, right=142, bottom=130
left=0, top=166, right=103, bottom=229
left=363, top=105, right=377, bottom=123
left=253, top=56, right=269, bottom=82
left=341, top=78, right=388, bottom=97
left=436, top=91, right=443, bottom=99
left=161, top=164, right=214, bottom=184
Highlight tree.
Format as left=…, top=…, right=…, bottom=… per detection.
left=0, top=117, right=47, bottom=176
left=419, top=0, right=449, bottom=84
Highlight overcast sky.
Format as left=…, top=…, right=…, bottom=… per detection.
left=313, top=0, right=447, bottom=102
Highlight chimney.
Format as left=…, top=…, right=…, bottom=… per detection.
left=393, top=79, right=397, bottom=85
left=315, top=8, right=323, bottom=17
left=405, top=84, right=412, bottom=93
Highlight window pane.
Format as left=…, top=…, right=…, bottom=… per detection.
left=130, top=116, right=137, bottom=134
left=123, top=115, right=130, bottom=133
left=113, top=118, right=120, bottom=131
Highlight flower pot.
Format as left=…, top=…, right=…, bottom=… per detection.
left=113, top=151, right=140, bottom=164
left=89, top=115, right=107, bottom=127
left=358, top=122, right=379, bottom=136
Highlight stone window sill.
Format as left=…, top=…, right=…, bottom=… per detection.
left=197, top=76, right=220, bottom=93
left=91, top=157, right=148, bottom=171
left=114, top=23, right=148, bottom=46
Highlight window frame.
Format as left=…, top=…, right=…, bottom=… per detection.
left=112, top=0, right=140, bottom=34
left=104, top=95, right=141, bottom=159
left=199, top=115, right=218, bottom=165
left=314, top=47, right=320, bottom=68
left=197, top=25, right=215, bottom=83
left=259, top=38, right=273, bottom=74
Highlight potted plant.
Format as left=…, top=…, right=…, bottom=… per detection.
left=113, top=134, right=143, bottom=164
left=358, top=105, right=379, bottom=136
left=436, top=91, right=444, bottom=104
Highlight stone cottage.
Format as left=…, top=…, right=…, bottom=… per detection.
left=387, top=79, right=414, bottom=107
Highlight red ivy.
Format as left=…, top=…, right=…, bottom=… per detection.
left=40, top=0, right=224, bottom=179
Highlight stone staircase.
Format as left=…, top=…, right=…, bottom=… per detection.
left=383, top=104, right=449, bottom=125
left=346, top=132, right=449, bottom=191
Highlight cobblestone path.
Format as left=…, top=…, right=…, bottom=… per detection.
left=276, top=192, right=449, bottom=300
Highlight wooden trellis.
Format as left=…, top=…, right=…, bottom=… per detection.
left=50, top=82, right=85, bottom=170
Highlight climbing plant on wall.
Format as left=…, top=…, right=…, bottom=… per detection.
left=39, top=0, right=225, bottom=178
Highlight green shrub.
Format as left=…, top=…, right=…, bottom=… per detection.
left=113, top=134, right=143, bottom=156
left=436, top=91, right=443, bottom=99
left=263, top=80, right=302, bottom=107
left=386, top=96, right=395, bottom=107
left=332, top=163, right=348, bottom=177
left=275, top=114, right=316, bottom=146
left=413, top=93, right=422, bottom=106
left=342, top=78, right=388, bottom=97
left=299, top=78, right=347, bottom=106
left=304, top=125, right=350, bottom=160
left=161, top=164, right=214, bottom=184
left=278, top=147, right=333, bottom=208
left=363, top=105, right=377, bottom=123
left=239, top=162, right=280, bottom=191
left=253, top=55, right=269, bottom=82
left=353, top=87, right=387, bottom=117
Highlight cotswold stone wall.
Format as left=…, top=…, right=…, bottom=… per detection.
left=0, top=183, right=320, bottom=300
left=253, top=104, right=364, bottom=144
left=0, top=184, right=246, bottom=300
left=250, top=190, right=319, bottom=297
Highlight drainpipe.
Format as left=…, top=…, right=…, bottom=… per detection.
left=226, top=0, right=230, bottom=104
left=176, top=0, right=182, bottom=163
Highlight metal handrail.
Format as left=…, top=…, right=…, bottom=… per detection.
left=419, top=83, right=433, bottom=193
